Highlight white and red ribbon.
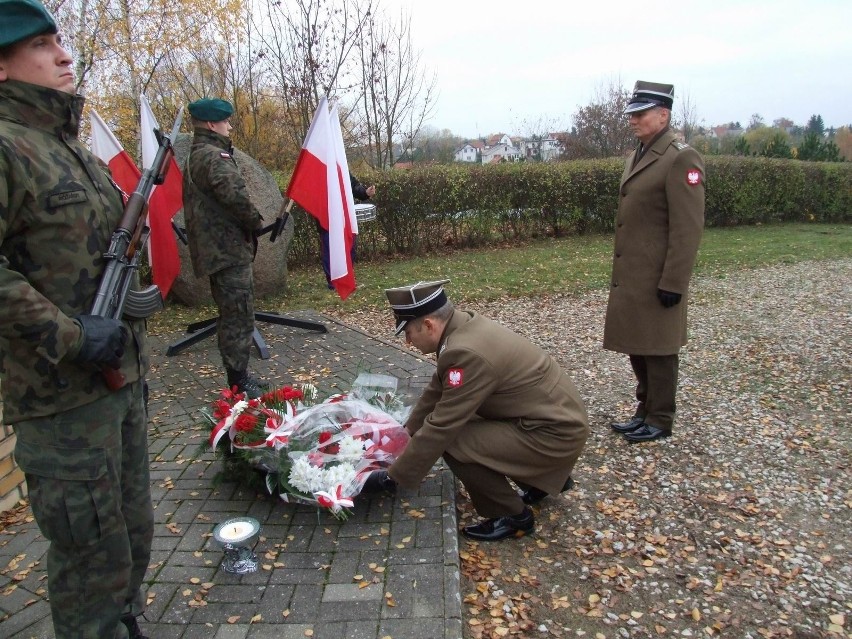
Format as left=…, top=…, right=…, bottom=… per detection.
left=208, top=399, right=249, bottom=448
left=314, top=485, right=354, bottom=514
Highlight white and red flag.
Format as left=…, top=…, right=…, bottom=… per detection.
left=89, top=108, right=141, bottom=196
left=140, top=95, right=182, bottom=299
left=286, top=97, right=358, bottom=300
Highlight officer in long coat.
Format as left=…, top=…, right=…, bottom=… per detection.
left=382, top=281, right=589, bottom=541
left=183, top=98, right=264, bottom=397
left=603, top=81, right=705, bottom=443
left=1, top=1, right=152, bottom=636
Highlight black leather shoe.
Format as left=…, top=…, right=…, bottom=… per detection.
left=462, top=507, right=535, bottom=541
left=624, top=423, right=671, bottom=442
left=520, top=486, right=548, bottom=505
left=610, top=416, right=645, bottom=433
left=520, top=476, right=576, bottom=505
left=361, top=470, right=397, bottom=493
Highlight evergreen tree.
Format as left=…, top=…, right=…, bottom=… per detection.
left=797, top=132, right=824, bottom=161
left=733, top=136, right=751, bottom=156
left=806, top=114, right=825, bottom=136
left=761, top=132, right=792, bottom=159
left=821, top=140, right=842, bottom=162
left=797, top=132, right=843, bottom=162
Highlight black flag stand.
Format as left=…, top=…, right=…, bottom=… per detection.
left=166, top=202, right=327, bottom=359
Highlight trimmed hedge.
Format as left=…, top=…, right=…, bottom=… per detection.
left=286, top=157, right=852, bottom=266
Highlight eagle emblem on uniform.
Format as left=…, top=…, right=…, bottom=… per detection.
left=687, top=169, right=701, bottom=185
left=447, top=368, right=464, bottom=387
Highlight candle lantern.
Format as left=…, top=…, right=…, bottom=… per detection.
left=212, top=516, right=261, bottom=574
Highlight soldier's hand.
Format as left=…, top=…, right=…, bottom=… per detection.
left=72, top=315, right=128, bottom=368
left=657, top=289, right=682, bottom=308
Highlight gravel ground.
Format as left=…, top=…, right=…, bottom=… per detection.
left=330, top=258, right=851, bottom=639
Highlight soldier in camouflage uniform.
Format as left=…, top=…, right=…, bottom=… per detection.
left=183, top=98, right=264, bottom=398
left=0, top=1, right=153, bottom=637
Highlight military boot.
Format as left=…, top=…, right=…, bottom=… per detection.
left=120, top=614, right=149, bottom=639
left=225, top=367, right=264, bottom=399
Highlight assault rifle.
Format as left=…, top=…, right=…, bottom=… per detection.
left=90, top=109, right=183, bottom=390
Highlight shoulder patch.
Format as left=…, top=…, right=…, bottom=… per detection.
left=446, top=368, right=464, bottom=387
left=686, top=169, right=702, bottom=185
left=673, top=141, right=690, bottom=150
left=220, top=152, right=232, bottom=159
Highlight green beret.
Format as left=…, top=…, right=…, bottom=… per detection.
left=188, top=98, right=234, bottom=122
left=0, top=0, right=57, bottom=48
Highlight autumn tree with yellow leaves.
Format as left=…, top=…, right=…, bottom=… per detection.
left=45, top=0, right=437, bottom=173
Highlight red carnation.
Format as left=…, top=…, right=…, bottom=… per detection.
left=235, top=413, right=258, bottom=433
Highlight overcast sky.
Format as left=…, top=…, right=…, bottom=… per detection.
left=384, top=0, right=851, bottom=138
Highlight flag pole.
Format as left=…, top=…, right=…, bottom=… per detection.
left=256, top=198, right=294, bottom=242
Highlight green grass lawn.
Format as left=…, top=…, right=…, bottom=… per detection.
left=149, top=223, right=851, bottom=333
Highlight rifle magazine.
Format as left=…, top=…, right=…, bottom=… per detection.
left=123, top=286, right=164, bottom=319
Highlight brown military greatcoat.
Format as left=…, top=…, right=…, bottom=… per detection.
left=603, top=130, right=705, bottom=355
left=389, top=310, right=589, bottom=496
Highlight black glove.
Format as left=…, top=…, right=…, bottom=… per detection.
left=361, top=470, right=397, bottom=494
left=657, top=289, right=682, bottom=308
left=72, top=315, right=128, bottom=368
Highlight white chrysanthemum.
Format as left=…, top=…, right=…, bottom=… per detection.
left=323, top=462, right=357, bottom=490
left=288, top=456, right=325, bottom=494
left=336, top=435, right=365, bottom=462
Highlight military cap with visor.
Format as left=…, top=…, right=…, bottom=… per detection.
left=188, top=98, right=234, bottom=122
left=0, top=0, right=57, bottom=48
left=385, top=279, right=450, bottom=336
left=624, top=80, right=674, bottom=114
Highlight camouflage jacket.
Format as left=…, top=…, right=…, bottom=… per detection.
left=0, top=80, right=148, bottom=424
left=183, top=128, right=262, bottom=277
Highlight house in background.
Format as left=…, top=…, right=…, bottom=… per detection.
left=454, top=141, right=483, bottom=163
left=520, top=134, right=562, bottom=161
left=710, top=125, right=744, bottom=139
left=485, top=133, right=513, bottom=147
left=454, top=132, right=561, bottom=163
left=481, top=140, right=522, bottom=163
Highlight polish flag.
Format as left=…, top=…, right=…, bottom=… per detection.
left=140, top=95, right=182, bottom=299
left=286, top=97, right=358, bottom=300
left=89, top=109, right=141, bottom=197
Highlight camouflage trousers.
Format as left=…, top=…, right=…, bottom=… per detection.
left=210, top=263, right=256, bottom=372
left=14, top=380, right=153, bottom=639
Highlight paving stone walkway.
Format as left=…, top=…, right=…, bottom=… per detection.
left=0, top=310, right=463, bottom=639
